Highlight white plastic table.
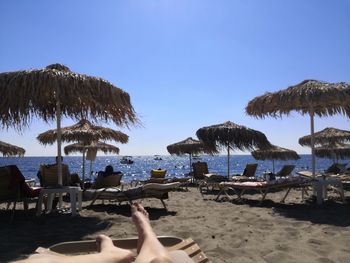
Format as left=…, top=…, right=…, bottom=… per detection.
left=36, top=186, right=82, bottom=216
left=314, top=178, right=344, bottom=205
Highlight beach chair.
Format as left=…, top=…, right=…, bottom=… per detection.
left=231, top=163, right=258, bottom=182
left=33, top=236, right=210, bottom=263
left=92, top=172, right=124, bottom=189
left=39, top=164, right=71, bottom=187
left=87, top=182, right=181, bottom=210
left=0, top=165, right=41, bottom=221
left=151, top=169, right=167, bottom=179
left=192, top=162, right=209, bottom=181
left=216, top=176, right=313, bottom=204
left=275, top=165, right=296, bottom=177
left=325, top=163, right=348, bottom=174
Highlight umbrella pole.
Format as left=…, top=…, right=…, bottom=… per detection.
left=310, top=110, right=322, bottom=204
left=227, top=145, right=230, bottom=179
left=82, top=150, right=86, bottom=189
left=189, top=153, right=192, bottom=173
left=89, top=160, right=93, bottom=180
left=56, top=89, right=63, bottom=207
left=310, top=111, right=316, bottom=178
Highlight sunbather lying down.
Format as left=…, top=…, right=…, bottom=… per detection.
left=13, top=203, right=193, bottom=263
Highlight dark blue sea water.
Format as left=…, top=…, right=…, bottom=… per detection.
left=1, top=155, right=349, bottom=183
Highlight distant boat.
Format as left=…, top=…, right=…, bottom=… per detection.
left=120, top=156, right=134, bottom=164
left=154, top=155, right=163, bottom=160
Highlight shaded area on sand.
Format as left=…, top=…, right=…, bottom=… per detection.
left=1, top=187, right=350, bottom=263
left=0, top=208, right=111, bottom=262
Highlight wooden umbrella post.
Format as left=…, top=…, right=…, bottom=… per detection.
left=227, top=144, right=230, bottom=179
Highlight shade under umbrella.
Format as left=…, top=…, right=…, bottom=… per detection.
left=37, top=119, right=128, bottom=184
left=167, top=137, right=216, bottom=173
left=0, top=140, right=25, bottom=157
left=299, top=127, right=350, bottom=147
left=0, top=63, right=137, bottom=185
left=196, top=121, right=270, bottom=177
left=251, top=144, right=300, bottom=173
left=246, top=80, right=350, bottom=180
left=64, top=141, right=120, bottom=179
left=315, top=142, right=350, bottom=161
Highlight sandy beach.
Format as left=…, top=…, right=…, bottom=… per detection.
left=1, top=185, right=350, bottom=263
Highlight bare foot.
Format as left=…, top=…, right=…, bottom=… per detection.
left=131, top=203, right=151, bottom=231
left=96, top=234, right=135, bottom=263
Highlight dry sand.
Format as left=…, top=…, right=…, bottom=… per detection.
left=1, top=186, right=350, bottom=263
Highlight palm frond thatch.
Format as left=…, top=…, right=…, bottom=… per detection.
left=64, top=141, right=120, bottom=155
left=167, top=137, right=215, bottom=155
left=196, top=121, right=270, bottom=151
left=251, top=144, right=300, bottom=161
left=315, top=143, right=350, bottom=160
left=246, top=80, right=350, bottom=118
left=0, top=63, right=138, bottom=130
left=37, top=119, right=129, bottom=145
left=0, top=140, right=25, bottom=157
left=299, top=127, right=350, bottom=146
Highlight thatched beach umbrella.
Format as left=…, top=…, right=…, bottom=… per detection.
left=37, top=119, right=128, bottom=183
left=0, top=140, right=25, bottom=157
left=246, top=80, right=350, bottom=179
left=315, top=142, right=350, bottom=162
left=196, top=121, right=270, bottom=177
left=299, top=127, right=350, bottom=147
left=0, top=63, right=137, bottom=185
left=251, top=144, right=300, bottom=173
left=167, top=137, right=215, bottom=173
left=64, top=141, right=120, bottom=179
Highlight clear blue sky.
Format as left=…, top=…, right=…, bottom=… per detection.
left=1, top=0, right=349, bottom=156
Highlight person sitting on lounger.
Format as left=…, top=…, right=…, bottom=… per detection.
left=97, top=165, right=122, bottom=178
left=15, top=203, right=192, bottom=263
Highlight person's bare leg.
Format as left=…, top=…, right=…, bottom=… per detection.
left=131, top=203, right=173, bottom=263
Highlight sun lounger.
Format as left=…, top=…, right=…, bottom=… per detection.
left=86, top=182, right=181, bottom=210
left=231, top=163, right=258, bottom=182
left=275, top=164, right=295, bottom=177
left=34, top=236, right=210, bottom=263
left=0, top=165, right=41, bottom=221
left=137, top=169, right=191, bottom=190
left=216, top=176, right=312, bottom=203
left=92, top=172, right=124, bottom=189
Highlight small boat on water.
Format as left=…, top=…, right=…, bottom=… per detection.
left=120, top=156, right=134, bottom=164
left=154, top=155, right=163, bottom=160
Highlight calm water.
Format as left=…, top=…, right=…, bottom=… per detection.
left=1, top=155, right=349, bottom=183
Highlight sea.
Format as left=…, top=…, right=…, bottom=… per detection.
left=1, top=155, right=349, bottom=184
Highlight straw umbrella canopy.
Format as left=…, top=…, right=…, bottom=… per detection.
left=251, top=144, right=300, bottom=173
left=299, top=127, right=350, bottom=147
left=246, top=79, right=350, bottom=179
left=64, top=141, right=120, bottom=155
left=167, top=137, right=215, bottom=172
left=64, top=141, right=120, bottom=179
left=0, top=63, right=137, bottom=185
left=0, top=140, right=25, bottom=157
left=37, top=119, right=128, bottom=182
left=196, top=121, right=271, bottom=177
left=314, top=142, right=350, bottom=162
